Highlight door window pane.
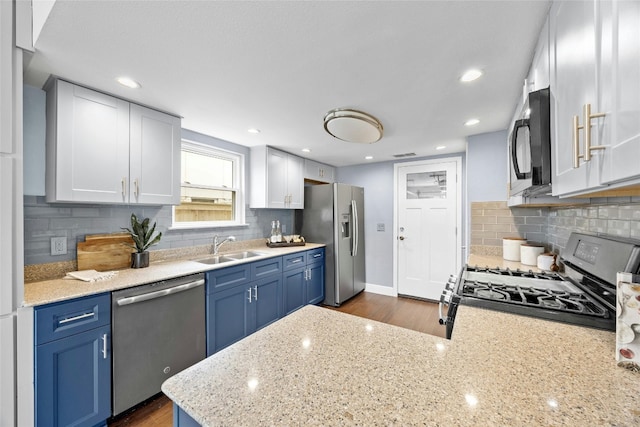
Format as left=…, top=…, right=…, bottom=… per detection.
left=406, top=171, right=447, bottom=199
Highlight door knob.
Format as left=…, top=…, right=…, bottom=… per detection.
left=399, top=236, right=405, bottom=240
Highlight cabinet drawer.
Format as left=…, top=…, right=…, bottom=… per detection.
left=251, top=257, right=282, bottom=280
left=306, top=248, right=325, bottom=265
left=283, top=252, right=307, bottom=271
left=206, top=264, right=251, bottom=294
left=35, top=293, right=111, bottom=345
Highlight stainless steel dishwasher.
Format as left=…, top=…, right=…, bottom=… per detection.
left=111, top=273, right=205, bottom=415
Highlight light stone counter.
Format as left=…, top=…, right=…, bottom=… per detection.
left=162, top=304, right=640, bottom=426
left=468, top=253, right=546, bottom=273
left=23, top=243, right=324, bottom=307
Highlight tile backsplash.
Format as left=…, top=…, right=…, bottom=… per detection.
left=471, top=198, right=640, bottom=257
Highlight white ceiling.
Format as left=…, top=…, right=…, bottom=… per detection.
left=23, top=0, right=551, bottom=167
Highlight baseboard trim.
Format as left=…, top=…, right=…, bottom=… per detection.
left=364, top=283, right=397, bottom=297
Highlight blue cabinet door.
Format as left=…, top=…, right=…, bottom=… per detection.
left=283, top=267, right=306, bottom=315
left=252, top=275, right=283, bottom=332
left=206, top=284, right=251, bottom=356
left=306, top=261, right=325, bottom=305
left=35, top=324, right=111, bottom=427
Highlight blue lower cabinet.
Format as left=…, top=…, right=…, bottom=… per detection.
left=206, top=283, right=251, bottom=356
left=35, top=293, right=111, bottom=427
left=174, top=404, right=201, bottom=427
left=283, top=266, right=307, bottom=315
left=205, top=250, right=324, bottom=356
left=206, top=258, right=283, bottom=356
left=252, top=275, right=283, bottom=332
left=306, top=260, right=325, bottom=305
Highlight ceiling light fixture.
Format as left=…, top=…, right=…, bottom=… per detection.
left=436, top=145, right=446, bottom=150
left=323, top=108, right=383, bottom=144
left=365, top=155, right=373, bottom=160
left=116, top=77, right=141, bottom=89
left=302, top=148, right=311, bottom=153
left=460, top=69, right=483, bottom=82
left=465, top=118, right=480, bottom=126
left=247, top=128, right=261, bottom=134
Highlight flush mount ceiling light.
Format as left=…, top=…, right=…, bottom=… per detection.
left=465, top=118, right=480, bottom=126
left=247, top=128, right=261, bottom=134
left=116, top=77, right=140, bottom=89
left=323, top=108, right=383, bottom=144
left=460, top=69, right=483, bottom=83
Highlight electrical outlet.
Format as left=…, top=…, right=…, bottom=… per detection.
left=377, top=223, right=385, bottom=232
left=51, top=237, right=67, bottom=256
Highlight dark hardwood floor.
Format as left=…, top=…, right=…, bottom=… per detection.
left=107, top=292, right=446, bottom=426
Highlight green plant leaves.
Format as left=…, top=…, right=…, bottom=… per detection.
left=121, top=213, right=162, bottom=253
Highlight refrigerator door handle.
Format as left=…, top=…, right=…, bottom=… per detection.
left=351, top=199, right=358, bottom=257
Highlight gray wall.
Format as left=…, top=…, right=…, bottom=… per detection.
left=466, top=130, right=508, bottom=203
left=23, top=128, right=293, bottom=265
left=337, top=153, right=466, bottom=289
left=465, top=130, right=508, bottom=256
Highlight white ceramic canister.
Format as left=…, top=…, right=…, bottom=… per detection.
left=503, top=237, right=527, bottom=261
left=520, top=243, right=545, bottom=266
left=537, top=253, right=555, bottom=271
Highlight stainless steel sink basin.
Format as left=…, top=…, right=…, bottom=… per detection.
left=223, top=251, right=266, bottom=260
left=195, top=256, right=235, bottom=265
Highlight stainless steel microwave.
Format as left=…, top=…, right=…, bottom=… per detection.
left=508, top=87, right=551, bottom=197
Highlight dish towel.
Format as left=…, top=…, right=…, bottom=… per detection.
left=64, top=269, right=118, bottom=282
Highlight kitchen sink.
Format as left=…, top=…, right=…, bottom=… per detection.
left=223, top=251, right=266, bottom=260
left=195, top=256, right=235, bottom=265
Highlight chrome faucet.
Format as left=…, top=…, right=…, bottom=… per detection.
left=213, top=235, right=236, bottom=255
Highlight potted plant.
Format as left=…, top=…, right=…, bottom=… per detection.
left=122, top=213, right=162, bottom=268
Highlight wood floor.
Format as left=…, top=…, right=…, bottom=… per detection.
left=107, top=292, right=445, bottom=426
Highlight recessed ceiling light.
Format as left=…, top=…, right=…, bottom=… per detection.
left=436, top=145, right=446, bottom=150
left=116, top=77, right=140, bottom=89
left=302, top=148, right=311, bottom=153
left=465, top=118, right=480, bottom=126
left=247, top=128, right=261, bottom=134
left=460, top=69, right=483, bottom=83
left=365, top=155, right=373, bottom=160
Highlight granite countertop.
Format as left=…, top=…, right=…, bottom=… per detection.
left=467, top=253, right=546, bottom=272
left=162, top=304, right=640, bottom=426
left=23, top=243, right=325, bottom=307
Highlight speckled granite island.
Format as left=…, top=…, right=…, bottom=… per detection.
left=162, top=304, right=640, bottom=426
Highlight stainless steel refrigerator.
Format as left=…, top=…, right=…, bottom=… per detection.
left=298, top=183, right=365, bottom=306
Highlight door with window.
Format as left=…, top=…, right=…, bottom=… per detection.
left=396, top=158, right=460, bottom=300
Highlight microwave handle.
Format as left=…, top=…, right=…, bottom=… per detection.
left=511, top=118, right=530, bottom=180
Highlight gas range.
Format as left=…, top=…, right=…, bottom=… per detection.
left=439, top=233, right=640, bottom=339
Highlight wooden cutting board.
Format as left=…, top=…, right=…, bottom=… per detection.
left=77, top=233, right=135, bottom=271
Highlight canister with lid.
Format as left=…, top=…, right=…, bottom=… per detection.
left=503, top=237, right=527, bottom=261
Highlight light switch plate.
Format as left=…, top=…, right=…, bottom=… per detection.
left=51, top=237, right=67, bottom=255
left=377, top=223, right=385, bottom=232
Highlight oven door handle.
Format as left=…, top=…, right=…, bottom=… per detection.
left=438, top=291, right=450, bottom=325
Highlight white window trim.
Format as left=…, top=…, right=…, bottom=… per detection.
left=170, top=139, right=247, bottom=229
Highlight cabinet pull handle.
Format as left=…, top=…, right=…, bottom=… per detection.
left=247, top=287, right=252, bottom=303
left=59, top=312, right=95, bottom=325
left=253, top=285, right=258, bottom=300
left=101, top=333, right=108, bottom=359
left=313, top=253, right=322, bottom=258
left=121, top=177, right=127, bottom=198
left=307, top=268, right=311, bottom=281
left=134, top=178, right=140, bottom=199
left=572, top=115, right=584, bottom=168
left=291, top=259, right=303, bottom=264
left=583, top=103, right=607, bottom=161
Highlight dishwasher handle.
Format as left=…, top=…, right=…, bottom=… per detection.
left=116, top=279, right=205, bottom=306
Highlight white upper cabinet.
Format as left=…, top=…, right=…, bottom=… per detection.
left=550, top=0, right=640, bottom=197
left=527, top=16, right=550, bottom=94
left=129, top=104, right=181, bottom=205
left=250, top=146, right=304, bottom=209
left=304, top=159, right=335, bottom=183
left=45, top=79, right=181, bottom=205
left=600, top=0, right=640, bottom=185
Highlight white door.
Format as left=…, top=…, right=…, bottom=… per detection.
left=396, top=159, right=460, bottom=300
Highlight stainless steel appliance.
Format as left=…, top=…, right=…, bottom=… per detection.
left=111, top=273, right=206, bottom=415
left=508, top=87, right=551, bottom=198
left=298, top=183, right=365, bottom=306
left=439, top=233, right=640, bottom=339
